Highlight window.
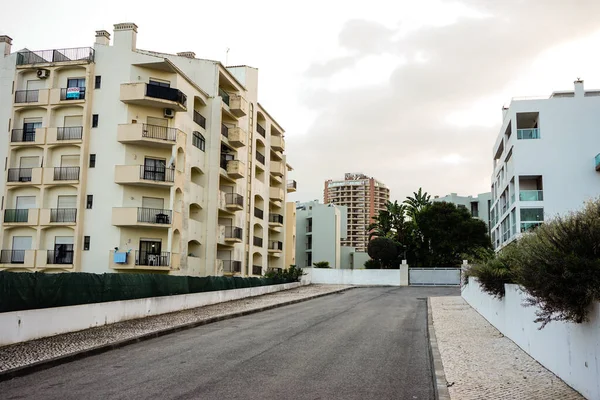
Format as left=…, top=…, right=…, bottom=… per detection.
left=89, top=154, right=96, bottom=168
left=83, top=236, right=90, bottom=251
left=86, top=195, right=93, bottom=209
left=67, top=78, right=86, bottom=89
left=520, top=208, right=544, bottom=222
left=94, top=76, right=101, bottom=89
left=149, top=79, right=170, bottom=88
left=92, top=114, right=98, bottom=128
left=192, top=131, right=205, bottom=151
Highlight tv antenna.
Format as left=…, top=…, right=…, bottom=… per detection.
left=225, top=47, right=230, bottom=66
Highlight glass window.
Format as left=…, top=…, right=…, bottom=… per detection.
left=67, top=78, right=86, bottom=88
left=89, top=154, right=96, bottom=168
left=520, top=208, right=544, bottom=222
left=192, top=131, right=205, bottom=151
left=83, top=236, right=90, bottom=251
left=94, top=76, right=101, bottom=89
left=149, top=79, right=170, bottom=88
left=92, top=114, right=99, bottom=128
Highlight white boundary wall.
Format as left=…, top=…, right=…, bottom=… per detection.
left=0, top=282, right=301, bottom=347
left=302, top=267, right=408, bottom=286
left=462, top=277, right=600, bottom=400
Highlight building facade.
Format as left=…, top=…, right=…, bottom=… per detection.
left=433, top=192, right=492, bottom=231
left=324, top=173, right=389, bottom=251
left=295, top=201, right=347, bottom=269
left=0, top=23, right=295, bottom=276
left=490, top=80, right=600, bottom=251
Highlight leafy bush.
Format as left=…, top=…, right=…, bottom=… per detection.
left=364, top=259, right=381, bottom=269
left=367, top=237, right=398, bottom=269
left=313, top=261, right=331, bottom=268
left=466, top=253, right=515, bottom=299
left=264, top=265, right=305, bottom=282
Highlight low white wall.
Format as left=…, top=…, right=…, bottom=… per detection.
left=303, top=267, right=406, bottom=286
left=462, top=277, right=600, bottom=400
left=0, top=282, right=301, bottom=347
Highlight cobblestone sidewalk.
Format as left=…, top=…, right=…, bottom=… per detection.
left=0, top=285, right=350, bottom=374
left=430, top=296, right=583, bottom=400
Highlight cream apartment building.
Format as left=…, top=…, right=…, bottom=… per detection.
left=0, top=23, right=295, bottom=276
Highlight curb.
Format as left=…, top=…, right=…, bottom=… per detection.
left=427, top=298, right=451, bottom=400
left=0, top=286, right=354, bottom=382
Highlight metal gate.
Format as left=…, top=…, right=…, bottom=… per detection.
left=409, top=268, right=461, bottom=286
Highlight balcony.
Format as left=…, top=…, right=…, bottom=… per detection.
left=193, top=110, right=206, bottom=129
left=224, top=160, right=245, bottom=180
left=136, top=251, right=170, bottom=268
left=227, top=127, right=247, bottom=148
left=256, top=151, right=265, bottom=165
left=0, top=250, right=35, bottom=267
left=253, top=236, right=263, bottom=247
left=120, top=83, right=187, bottom=112
left=115, top=165, right=175, bottom=187
left=270, top=161, right=284, bottom=177
left=117, top=124, right=178, bottom=147
left=229, top=94, right=248, bottom=117
left=7, top=168, right=43, bottom=185
left=39, top=208, right=77, bottom=225
left=50, top=87, right=86, bottom=104
left=269, top=213, right=284, bottom=226
left=56, top=126, right=83, bottom=142
left=521, top=222, right=542, bottom=233
left=268, top=241, right=283, bottom=254
left=46, top=249, right=74, bottom=266
left=10, top=128, right=45, bottom=146
left=222, top=259, right=242, bottom=274
left=287, top=180, right=297, bottom=193
left=45, top=167, right=80, bottom=184
left=254, top=207, right=264, bottom=219
left=14, top=89, right=49, bottom=106
left=112, top=207, right=175, bottom=228
left=225, top=193, right=244, bottom=211
left=271, top=136, right=285, bottom=151
left=4, top=208, right=39, bottom=226
left=224, top=226, right=243, bottom=243
left=517, top=128, right=540, bottom=140
left=270, top=187, right=284, bottom=202
left=252, top=265, right=262, bottom=275
left=257, top=124, right=266, bottom=138
left=519, top=190, right=543, bottom=202
left=16, top=47, right=94, bottom=66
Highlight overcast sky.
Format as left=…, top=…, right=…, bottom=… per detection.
left=2, top=0, right=600, bottom=203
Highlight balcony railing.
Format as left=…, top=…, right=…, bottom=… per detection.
left=517, top=128, right=540, bottom=140
left=7, top=168, right=33, bottom=182
left=15, top=90, right=39, bottom=103
left=57, top=126, right=83, bottom=140
left=253, top=236, right=263, bottom=247
left=140, top=166, right=175, bottom=182
left=219, top=88, right=230, bottom=106
left=0, top=250, right=25, bottom=264
left=223, top=260, right=241, bottom=273
left=47, top=249, right=74, bottom=265
left=16, top=47, right=95, bottom=65
left=269, top=241, right=283, bottom=251
left=193, top=110, right=206, bottom=129
left=59, top=87, right=86, bottom=101
left=306, top=224, right=312, bottom=233
left=519, top=190, right=543, bottom=201
left=50, top=208, right=77, bottom=223
left=287, top=180, right=297, bottom=190
left=224, top=226, right=243, bottom=240
left=225, top=193, right=244, bottom=208
left=137, top=208, right=172, bottom=224
left=257, top=124, right=266, bottom=138
left=11, top=129, right=36, bottom=143
left=4, top=209, right=29, bottom=223
left=136, top=251, right=170, bottom=267
left=256, top=151, right=265, bottom=165
left=254, top=207, right=264, bottom=219
left=145, top=84, right=187, bottom=108
left=252, top=265, right=262, bottom=275
left=269, top=213, right=284, bottom=224
left=141, top=124, right=177, bottom=142
left=54, top=167, right=80, bottom=181
left=306, top=241, right=312, bottom=250
left=521, top=222, right=542, bottom=233
left=221, top=124, right=229, bottom=138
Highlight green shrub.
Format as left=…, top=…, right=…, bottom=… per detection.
left=466, top=254, right=515, bottom=299
left=313, top=261, right=331, bottom=268
left=367, top=237, right=398, bottom=268
left=264, top=265, right=305, bottom=282
left=364, top=259, right=381, bottom=269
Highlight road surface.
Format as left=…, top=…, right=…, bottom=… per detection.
left=1, top=286, right=458, bottom=400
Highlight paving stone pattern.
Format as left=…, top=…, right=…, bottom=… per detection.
left=0, top=285, right=350, bottom=373
left=431, top=296, right=583, bottom=400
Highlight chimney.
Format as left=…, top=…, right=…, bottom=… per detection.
left=95, top=30, right=110, bottom=46
left=177, top=51, right=196, bottom=59
left=574, top=78, right=584, bottom=98
left=0, top=35, right=12, bottom=57
left=113, top=22, right=138, bottom=51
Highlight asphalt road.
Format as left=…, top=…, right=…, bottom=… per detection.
left=0, top=286, right=458, bottom=400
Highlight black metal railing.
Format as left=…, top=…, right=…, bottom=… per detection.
left=59, top=87, right=86, bottom=101
left=256, top=151, right=265, bottom=165
left=193, top=110, right=206, bottom=129
left=0, top=250, right=25, bottom=264
left=50, top=208, right=77, bottom=223
left=136, top=251, right=170, bottom=267
left=140, top=166, right=175, bottom=182
left=219, top=88, right=230, bottom=105
left=221, top=124, right=229, bottom=138
left=57, top=126, right=83, bottom=140
left=47, top=249, right=74, bottom=265
left=287, top=180, right=297, bottom=190
left=54, top=167, right=80, bottom=181
left=269, top=241, right=283, bottom=251
left=225, top=193, right=244, bottom=207
left=306, top=241, right=312, bottom=250
left=269, top=213, right=284, bottom=224
left=4, top=209, right=29, bottom=223
left=224, top=226, right=243, bottom=240
left=7, top=168, right=33, bottom=182
left=306, top=224, right=312, bottom=233
left=137, top=208, right=172, bottom=224
left=222, top=259, right=241, bottom=273
left=141, top=124, right=177, bottom=142
left=16, top=47, right=95, bottom=65
left=257, top=124, right=266, bottom=137
left=11, top=129, right=37, bottom=143
left=15, top=90, right=39, bottom=103
left=254, top=207, right=264, bottom=219
left=145, top=84, right=187, bottom=108
left=252, top=265, right=262, bottom=275
left=253, top=236, right=263, bottom=247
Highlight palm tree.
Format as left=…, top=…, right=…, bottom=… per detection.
left=367, top=201, right=406, bottom=240
left=404, top=188, right=431, bottom=219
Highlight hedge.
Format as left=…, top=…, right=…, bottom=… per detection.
left=0, top=271, right=295, bottom=313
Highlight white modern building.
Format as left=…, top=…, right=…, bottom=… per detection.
left=490, top=80, right=600, bottom=251
left=295, top=201, right=347, bottom=269
left=0, top=23, right=295, bottom=276
left=433, top=192, right=492, bottom=231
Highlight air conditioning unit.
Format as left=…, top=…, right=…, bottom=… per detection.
left=37, top=69, right=50, bottom=79
left=164, top=108, right=175, bottom=118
